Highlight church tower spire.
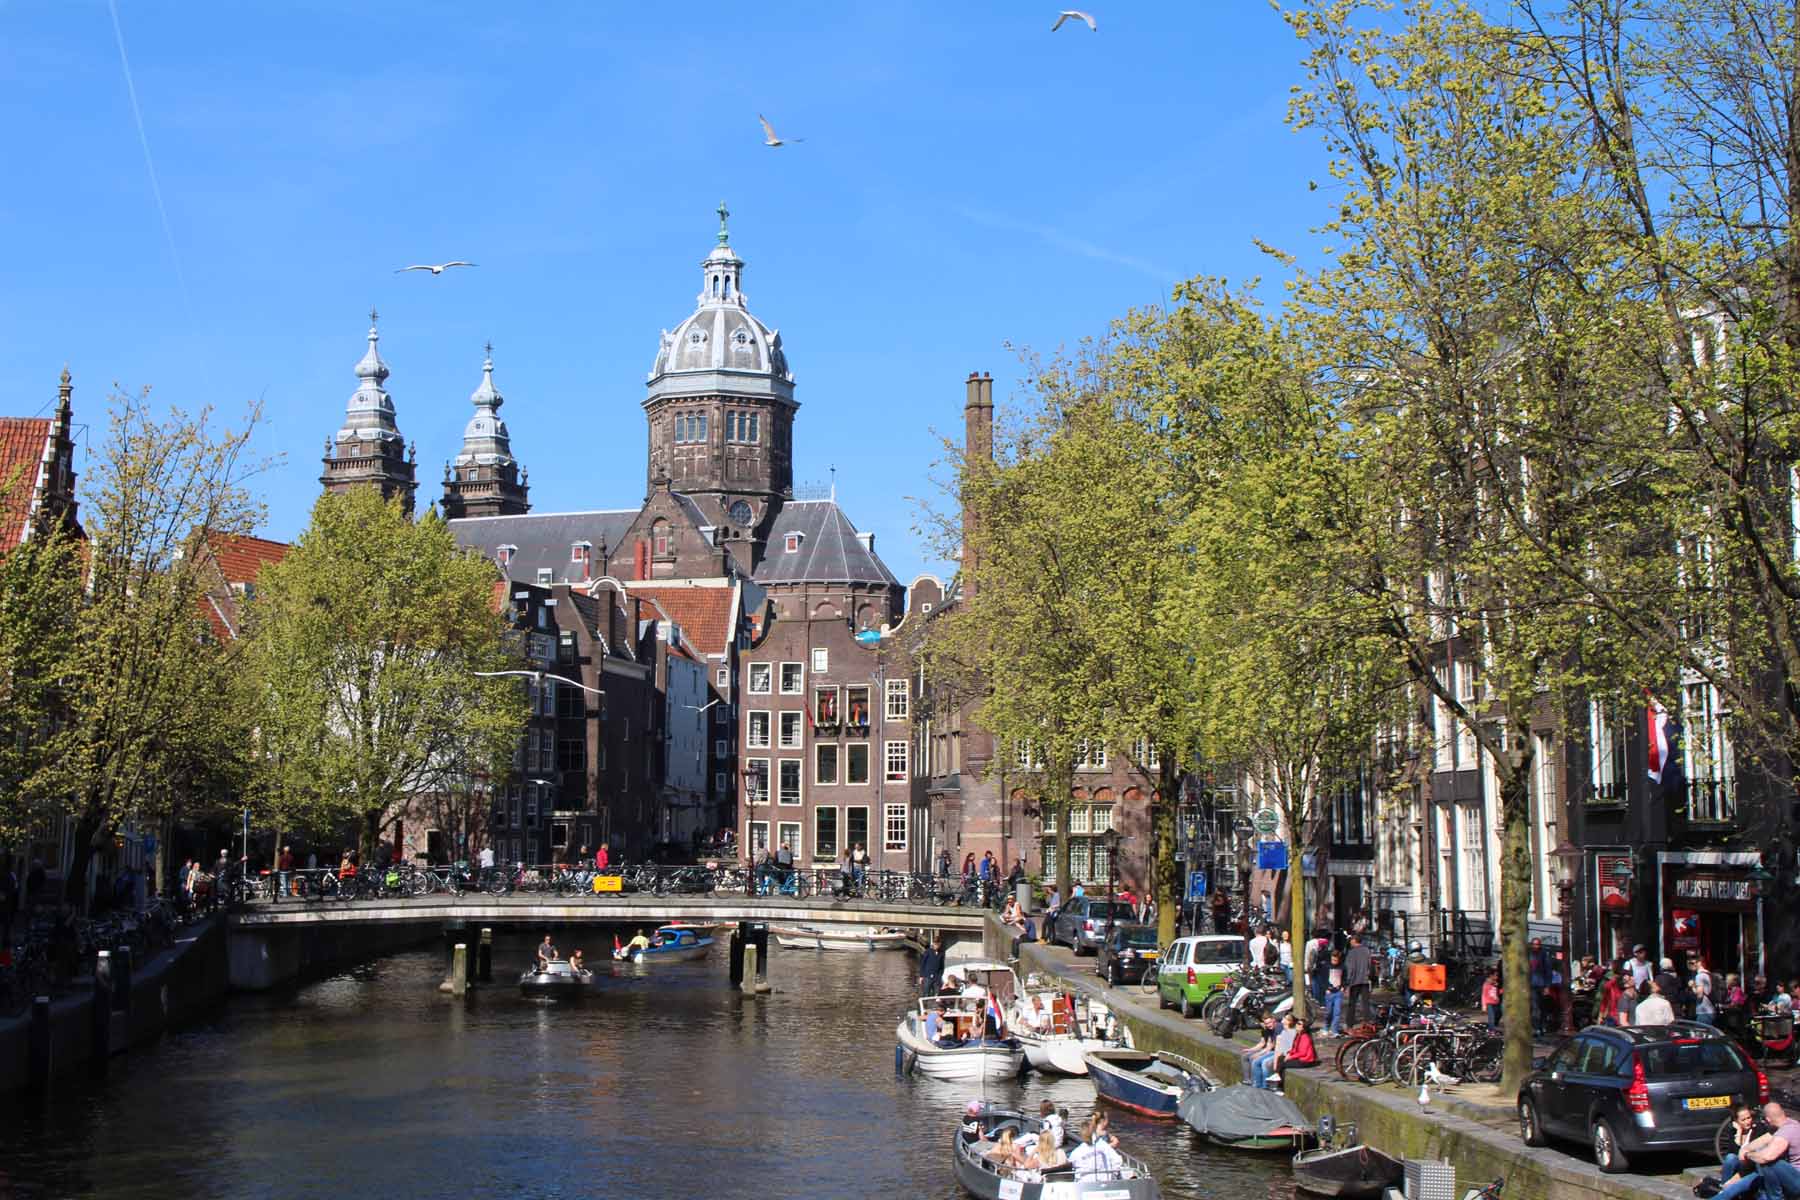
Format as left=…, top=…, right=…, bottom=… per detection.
left=441, top=342, right=529, bottom=520
left=320, top=308, right=418, bottom=514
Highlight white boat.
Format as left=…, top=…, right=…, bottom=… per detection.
left=897, top=959, right=1026, bottom=1082
left=1010, top=990, right=1133, bottom=1075
left=771, top=923, right=910, bottom=951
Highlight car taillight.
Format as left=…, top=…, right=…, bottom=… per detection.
left=1758, top=1067, right=1770, bottom=1104
left=1626, top=1055, right=1651, bottom=1113
left=1187, top=967, right=1197, bottom=986
left=1084, top=919, right=1096, bottom=931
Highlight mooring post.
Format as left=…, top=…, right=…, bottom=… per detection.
left=452, top=944, right=468, bottom=997
left=752, top=922, right=769, bottom=981
left=477, top=928, right=493, bottom=983
left=729, top=921, right=747, bottom=987
left=27, top=995, right=51, bottom=1093
left=112, top=944, right=132, bottom=1015
left=464, top=934, right=477, bottom=986
left=91, top=950, right=112, bottom=1073
left=740, top=944, right=758, bottom=996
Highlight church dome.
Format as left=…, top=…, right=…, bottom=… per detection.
left=647, top=204, right=795, bottom=406
left=453, top=345, right=517, bottom=469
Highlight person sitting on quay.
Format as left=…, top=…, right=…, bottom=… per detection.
left=1706, top=1101, right=1800, bottom=1200
left=1242, top=1014, right=1278, bottom=1083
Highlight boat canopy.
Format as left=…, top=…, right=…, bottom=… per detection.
left=1178, top=1085, right=1306, bottom=1139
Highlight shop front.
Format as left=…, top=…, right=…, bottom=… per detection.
left=1657, top=851, right=1765, bottom=979
left=1593, top=849, right=1636, bottom=964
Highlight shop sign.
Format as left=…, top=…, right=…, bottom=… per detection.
left=1597, top=853, right=1632, bottom=911
left=1673, top=874, right=1756, bottom=904
left=1671, top=908, right=1701, bottom=951
left=1257, top=840, right=1289, bottom=871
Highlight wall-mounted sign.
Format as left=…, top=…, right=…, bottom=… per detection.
left=1670, top=908, right=1701, bottom=951
left=1673, top=874, right=1755, bottom=906
left=1253, top=808, right=1280, bottom=836
left=1257, top=840, right=1288, bottom=872
left=1597, top=853, right=1632, bottom=911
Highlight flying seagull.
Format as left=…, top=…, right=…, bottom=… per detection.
left=758, top=114, right=804, bottom=147
left=1052, top=10, right=1097, bottom=32
left=395, top=261, right=477, bottom=275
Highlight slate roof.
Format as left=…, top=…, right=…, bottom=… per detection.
left=630, top=583, right=737, bottom=657
left=0, top=418, right=52, bottom=553
left=754, top=500, right=899, bottom=587
left=449, top=509, right=638, bottom=584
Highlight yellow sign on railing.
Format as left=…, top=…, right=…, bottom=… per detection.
left=592, top=875, right=623, bottom=893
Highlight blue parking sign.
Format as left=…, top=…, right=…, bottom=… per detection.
left=1186, top=870, right=1208, bottom=902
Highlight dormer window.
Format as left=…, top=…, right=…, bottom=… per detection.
left=570, top=541, right=591, bottom=563
left=536, top=568, right=553, bottom=586
left=784, top=532, right=803, bottom=554
left=497, top=545, right=516, bottom=567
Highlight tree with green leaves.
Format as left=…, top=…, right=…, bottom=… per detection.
left=29, top=392, right=269, bottom=907
left=243, top=487, right=526, bottom=853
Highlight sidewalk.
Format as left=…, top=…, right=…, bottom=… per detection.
left=1012, top=932, right=1704, bottom=1200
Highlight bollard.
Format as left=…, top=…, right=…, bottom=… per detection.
left=112, top=945, right=132, bottom=1015
left=452, top=944, right=468, bottom=997
left=741, top=944, right=758, bottom=996
left=464, top=935, right=477, bottom=986
left=27, top=996, right=50, bottom=1094
left=729, top=922, right=747, bottom=987
left=752, top=922, right=769, bottom=980
left=91, top=951, right=112, bottom=1073
left=478, top=928, right=493, bottom=983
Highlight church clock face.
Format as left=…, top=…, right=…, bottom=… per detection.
left=728, top=500, right=754, bottom=526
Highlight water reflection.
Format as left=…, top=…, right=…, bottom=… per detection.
left=0, top=935, right=1296, bottom=1199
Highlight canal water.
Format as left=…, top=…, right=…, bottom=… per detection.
left=0, top=935, right=1299, bottom=1199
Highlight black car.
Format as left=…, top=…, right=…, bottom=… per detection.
left=1518, top=1022, right=1766, bottom=1173
left=1096, top=923, right=1160, bottom=986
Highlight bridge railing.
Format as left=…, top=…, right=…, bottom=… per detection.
left=230, top=861, right=1005, bottom=909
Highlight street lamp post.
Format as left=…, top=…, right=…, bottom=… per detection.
left=1102, top=827, right=1124, bottom=943
left=1553, top=839, right=1584, bottom=1036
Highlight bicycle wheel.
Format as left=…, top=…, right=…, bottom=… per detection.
left=1334, top=1035, right=1365, bottom=1079
left=1393, top=1043, right=1425, bottom=1087
left=1200, top=990, right=1232, bottom=1027
left=1467, top=1041, right=1503, bottom=1084
left=1353, top=1037, right=1394, bottom=1085
left=1139, top=962, right=1163, bottom=996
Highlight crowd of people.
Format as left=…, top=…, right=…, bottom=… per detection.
left=968, top=1101, right=1131, bottom=1185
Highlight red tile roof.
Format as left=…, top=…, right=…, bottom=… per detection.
left=630, top=584, right=735, bottom=657
left=0, top=418, right=52, bottom=553
left=203, top=531, right=289, bottom=584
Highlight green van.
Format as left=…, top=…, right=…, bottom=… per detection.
left=1154, top=934, right=1246, bottom=1019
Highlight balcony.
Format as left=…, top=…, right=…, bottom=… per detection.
left=1679, top=775, right=1738, bottom=825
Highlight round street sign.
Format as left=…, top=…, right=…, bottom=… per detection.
left=1252, top=808, right=1280, bottom=836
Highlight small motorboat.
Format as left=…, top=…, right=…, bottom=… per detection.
left=1292, top=1142, right=1404, bottom=1197
left=953, top=1102, right=1162, bottom=1200
left=899, top=960, right=1026, bottom=1082
left=1178, top=1084, right=1312, bottom=1151
left=1084, top=1049, right=1215, bottom=1118
left=1013, top=990, right=1132, bottom=1075
left=770, top=923, right=910, bottom=951
left=613, top=924, right=713, bottom=963
left=518, top=958, right=593, bottom=998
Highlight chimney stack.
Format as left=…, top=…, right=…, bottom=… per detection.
left=960, top=371, right=994, bottom=590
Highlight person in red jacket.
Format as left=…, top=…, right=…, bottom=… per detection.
left=594, top=843, right=609, bottom=870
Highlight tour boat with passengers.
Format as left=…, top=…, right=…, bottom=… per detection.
left=770, top=923, right=909, bottom=951
left=1010, top=987, right=1132, bottom=1075
left=953, top=1101, right=1162, bottom=1199
left=897, top=960, right=1026, bottom=1081
left=612, top=924, right=713, bottom=964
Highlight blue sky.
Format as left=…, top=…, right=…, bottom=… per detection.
left=0, top=2, right=1327, bottom=586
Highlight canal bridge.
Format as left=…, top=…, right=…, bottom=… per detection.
left=225, top=896, right=990, bottom=989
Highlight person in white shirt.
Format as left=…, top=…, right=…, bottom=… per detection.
left=1634, top=979, right=1676, bottom=1026
left=1248, top=929, right=1270, bottom=970
left=1628, top=945, right=1654, bottom=990
left=1070, top=1116, right=1125, bottom=1181
left=1036, top=1101, right=1064, bottom=1151
left=477, top=845, right=495, bottom=871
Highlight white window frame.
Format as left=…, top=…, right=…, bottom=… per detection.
left=884, top=739, right=908, bottom=782
left=811, top=648, right=829, bottom=674
left=714, top=772, right=727, bottom=793
left=714, top=739, right=728, bottom=758
left=777, top=758, right=803, bottom=806
left=749, top=820, right=770, bottom=858
left=748, top=663, right=772, bottom=695
left=884, top=802, right=907, bottom=853
left=813, top=806, right=839, bottom=863
left=745, top=758, right=770, bottom=806
left=779, top=711, right=803, bottom=749
left=776, top=820, right=802, bottom=859
left=746, top=711, right=771, bottom=749
left=779, top=662, right=804, bottom=694
left=716, top=668, right=728, bottom=688
left=885, top=678, right=909, bottom=719
left=846, top=742, right=871, bottom=786
left=816, top=742, right=840, bottom=786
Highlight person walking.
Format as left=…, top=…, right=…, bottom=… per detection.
left=1694, top=955, right=1716, bottom=1024
left=1482, top=969, right=1503, bottom=1029
left=1628, top=944, right=1653, bottom=991
left=850, top=842, right=869, bottom=891
left=1307, top=935, right=1329, bottom=1008
left=1248, top=926, right=1270, bottom=971
left=1210, top=889, right=1230, bottom=935
left=277, top=844, right=295, bottom=900
left=1278, top=930, right=1294, bottom=985
left=1324, top=950, right=1346, bottom=1035
left=1527, top=938, right=1551, bottom=1035
left=1343, top=934, right=1373, bottom=1027
left=936, top=846, right=951, bottom=879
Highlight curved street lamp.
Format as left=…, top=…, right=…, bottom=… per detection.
left=1552, top=839, right=1584, bottom=1035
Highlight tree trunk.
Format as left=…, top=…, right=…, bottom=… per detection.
left=1291, top=841, right=1311, bottom=1021
left=1155, top=754, right=1180, bottom=945
left=1496, top=755, right=1536, bottom=1095
left=63, top=813, right=102, bottom=912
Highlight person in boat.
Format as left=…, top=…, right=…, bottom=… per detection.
left=937, top=972, right=963, bottom=1000
left=923, top=1004, right=946, bottom=1045
left=1036, top=1100, right=1065, bottom=1151
left=651, top=930, right=666, bottom=948
left=1021, top=994, right=1051, bottom=1033
left=536, top=934, right=558, bottom=971
left=985, top=1128, right=1025, bottom=1171
left=1028, top=1135, right=1067, bottom=1173
left=625, top=929, right=652, bottom=956
left=1070, top=1116, right=1124, bottom=1182
left=981, top=998, right=1006, bottom=1042
left=961, top=1100, right=984, bottom=1140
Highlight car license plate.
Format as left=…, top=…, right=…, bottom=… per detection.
left=1684, top=1095, right=1731, bottom=1110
